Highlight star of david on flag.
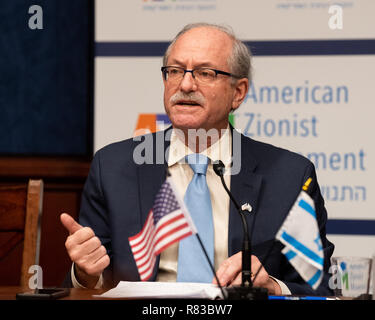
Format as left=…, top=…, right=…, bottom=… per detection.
left=128, top=177, right=197, bottom=281
left=276, top=188, right=324, bottom=290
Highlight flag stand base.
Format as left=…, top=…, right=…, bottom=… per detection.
left=224, top=286, right=268, bottom=300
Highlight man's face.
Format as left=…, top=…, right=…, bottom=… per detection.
left=163, top=27, right=248, bottom=133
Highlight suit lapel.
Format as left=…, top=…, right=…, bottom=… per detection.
left=137, top=163, right=167, bottom=220
left=228, top=130, right=263, bottom=256
left=137, top=128, right=171, bottom=222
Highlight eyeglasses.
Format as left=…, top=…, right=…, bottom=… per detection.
left=161, top=66, right=239, bottom=84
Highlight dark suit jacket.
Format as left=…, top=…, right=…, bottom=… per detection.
left=67, top=128, right=334, bottom=295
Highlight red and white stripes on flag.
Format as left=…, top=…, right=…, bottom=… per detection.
left=128, top=178, right=196, bottom=281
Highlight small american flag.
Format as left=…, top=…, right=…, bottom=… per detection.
left=128, top=177, right=196, bottom=281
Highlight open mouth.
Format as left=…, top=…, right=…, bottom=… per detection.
left=175, top=100, right=201, bottom=107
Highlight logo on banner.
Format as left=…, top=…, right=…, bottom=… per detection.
left=134, top=114, right=171, bottom=137
left=133, top=113, right=235, bottom=137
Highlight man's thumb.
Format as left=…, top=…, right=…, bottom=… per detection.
left=60, top=213, right=83, bottom=235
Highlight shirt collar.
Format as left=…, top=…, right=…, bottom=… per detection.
left=167, top=126, right=232, bottom=167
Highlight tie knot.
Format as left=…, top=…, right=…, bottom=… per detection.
left=185, top=154, right=209, bottom=175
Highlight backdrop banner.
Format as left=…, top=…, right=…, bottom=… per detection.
left=94, top=0, right=375, bottom=257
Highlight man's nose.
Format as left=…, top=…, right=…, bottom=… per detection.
left=179, top=72, right=197, bottom=93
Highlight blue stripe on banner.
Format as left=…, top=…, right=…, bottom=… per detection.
left=327, top=219, right=375, bottom=236
left=298, top=199, right=316, bottom=218
left=95, top=40, right=375, bottom=57
left=247, top=40, right=375, bottom=56
left=96, top=42, right=169, bottom=57
left=281, top=231, right=324, bottom=266
left=284, top=250, right=297, bottom=260
left=307, top=269, right=322, bottom=288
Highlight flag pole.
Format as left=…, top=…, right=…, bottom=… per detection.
left=195, top=234, right=227, bottom=299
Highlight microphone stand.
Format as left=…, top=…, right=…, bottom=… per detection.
left=213, top=161, right=268, bottom=300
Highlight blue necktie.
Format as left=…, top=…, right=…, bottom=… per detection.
left=177, top=153, right=214, bottom=283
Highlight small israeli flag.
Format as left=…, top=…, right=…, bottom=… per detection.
left=276, top=189, right=324, bottom=290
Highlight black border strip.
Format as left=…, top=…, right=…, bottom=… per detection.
left=86, top=0, right=95, bottom=158
left=95, top=39, right=375, bottom=57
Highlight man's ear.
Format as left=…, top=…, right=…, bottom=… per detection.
left=231, top=78, right=249, bottom=111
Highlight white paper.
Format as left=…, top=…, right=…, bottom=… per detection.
left=94, top=281, right=224, bottom=300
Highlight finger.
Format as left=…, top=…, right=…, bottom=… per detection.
left=250, top=255, right=262, bottom=278
left=226, top=269, right=258, bottom=287
left=252, top=267, right=269, bottom=287
left=226, top=264, right=256, bottom=287
left=230, top=272, right=242, bottom=286
left=214, top=262, right=228, bottom=284
left=78, top=236, right=102, bottom=256
left=69, top=236, right=102, bottom=261
left=87, top=245, right=108, bottom=266
left=252, top=256, right=266, bottom=274
left=215, top=254, right=260, bottom=286
left=215, top=253, right=242, bottom=286
left=66, top=226, right=95, bottom=248
left=78, top=248, right=110, bottom=276
left=250, top=256, right=269, bottom=286
left=60, top=213, right=83, bottom=235
left=90, top=254, right=110, bottom=276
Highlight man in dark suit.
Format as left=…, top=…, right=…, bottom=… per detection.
left=61, top=23, right=334, bottom=296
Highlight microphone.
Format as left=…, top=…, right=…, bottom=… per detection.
left=213, top=160, right=268, bottom=300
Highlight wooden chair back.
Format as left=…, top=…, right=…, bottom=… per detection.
left=0, top=180, right=43, bottom=287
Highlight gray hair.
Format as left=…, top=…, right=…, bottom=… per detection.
left=163, top=23, right=252, bottom=84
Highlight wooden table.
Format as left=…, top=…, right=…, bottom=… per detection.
left=0, top=286, right=142, bottom=318
left=0, top=286, right=107, bottom=300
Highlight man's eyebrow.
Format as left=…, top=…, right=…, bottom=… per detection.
left=167, top=58, right=216, bottom=69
